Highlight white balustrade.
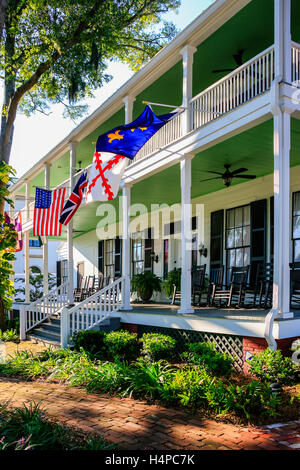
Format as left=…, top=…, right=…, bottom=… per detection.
left=132, top=110, right=183, bottom=164
left=20, top=282, right=68, bottom=338
left=190, top=45, right=275, bottom=130
left=60, top=276, right=124, bottom=347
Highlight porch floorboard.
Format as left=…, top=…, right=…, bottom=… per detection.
left=122, top=303, right=300, bottom=322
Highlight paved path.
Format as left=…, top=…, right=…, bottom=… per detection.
left=0, top=377, right=299, bottom=450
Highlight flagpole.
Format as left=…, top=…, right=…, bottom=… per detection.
left=142, top=100, right=187, bottom=109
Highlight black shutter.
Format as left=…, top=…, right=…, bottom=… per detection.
left=210, top=210, right=224, bottom=269
left=250, top=199, right=267, bottom=283
left=144, top=227, right=154, bottom=272
left=56, top=261, right=62, bottom=287
left=98, top=240, right=104, bottom=275
left=114, top=237, right=122, bottom=277
left=270, top=196, right=274, bottom=259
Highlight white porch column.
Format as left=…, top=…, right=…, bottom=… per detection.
left=178, top=154, right=194, bottom=314
left=122, top=95, right=135, bottom=124
left=120, top=95, right=135, bottom=310
left=25, top=180, right=30, bottom=222
left=271, top=0, right=293, bottom=318
left=43, top=163, right=50, bottom=294
left=180, top=45, right=197, bottom=134
left=67, top=141, right=77, bottom=304
left=272, top=110, right=293, bottom=318
left=274, top=0, right=291, bottom=84
left=121, top=183, right=133, bottom=310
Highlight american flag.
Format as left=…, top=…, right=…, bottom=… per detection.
left=59, top=171, right=88, bottom=225
left=33, top=187, right=66, bottom=236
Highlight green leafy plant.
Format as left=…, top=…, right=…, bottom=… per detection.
left=103, top=330, right=139, bottom=361
left=0, top=162, right=17, bottom=330
left=15, top=267, right=56, bottom=302
left=131, top=271, right=162, bottom=301
left=0, top=401, right=118, bottom=451
left=160, top=366, right=211, bottom=407
left=205, top=380, right=281, bottom=420
left=248, top=348, right=297, bottom=385
left=162, top=268, right=181, bottom=298
left=71, top=330, right=106, bottom=356
left=0, top=329, right=19, bottom=343
left=182, top=342, right=233, bottom=377
left=141, top=333, right=176, bottom=361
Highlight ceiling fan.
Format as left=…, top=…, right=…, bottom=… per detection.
left=213, top=49, right=244, bottom=74
left=199, top=164, right=256, bottom=187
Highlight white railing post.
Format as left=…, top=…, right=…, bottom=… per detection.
left=61, top=306, right=69, bottom=348
left=19, top=304, right=26, bottom=341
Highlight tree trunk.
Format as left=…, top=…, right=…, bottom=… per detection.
left=0, top=0, right=8, bottom=40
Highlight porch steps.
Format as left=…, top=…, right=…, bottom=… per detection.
left=27, top=315, right=121, bottom=347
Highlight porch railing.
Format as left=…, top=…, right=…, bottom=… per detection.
left=292, top=41, right=300, bottom=83
left=60, top=276, right=124, bottom=347
left=190, top=45, right=275, bottom=130
left=132, top=108, right=183, bottom=164
left=20, top=282, right=68, bottom=339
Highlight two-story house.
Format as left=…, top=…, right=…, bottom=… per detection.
left=10, top=0, right=300, bottom=372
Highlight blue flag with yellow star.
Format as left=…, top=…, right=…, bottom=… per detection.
left=95, top=105, right=176, bottom=159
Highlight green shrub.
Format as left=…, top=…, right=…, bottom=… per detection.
left=103, top=330, right=139, bottom=360
left=205, top=379, right=281, bottom=420
left=71, top=330, right=106, bottom=356
left=162, top=268, right=181, bottom=298
left=248, top=348, right=297, bottom=385
left=0, top=329, right=19, bottom=343
left=182, top=342, right=233, bottom=377
left=141, top=333, right=176, bottom=361
left=160, top=366, right=211, bottom=407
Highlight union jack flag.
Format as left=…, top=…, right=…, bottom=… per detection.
left=33, top=187, right=66, bottom=236
left=59, top=171, right=88, bottom=226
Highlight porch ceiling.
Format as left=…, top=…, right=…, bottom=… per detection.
left=21, top=0, right=300, bottom=197
left=41, top=117, right=299, bottom=240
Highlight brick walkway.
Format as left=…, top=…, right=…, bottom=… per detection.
left=0, top=377, right=299, bottom=450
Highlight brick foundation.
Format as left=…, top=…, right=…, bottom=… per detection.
left=243, top=336, right=299, bottom=374
left=120, top=322, right=138, bottom=334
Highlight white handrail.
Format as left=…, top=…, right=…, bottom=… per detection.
left=190, top=45, right=275, bottom=130
left=61, top=277, right=124, bottom=347
left=20, top=282, right=68, bottom=338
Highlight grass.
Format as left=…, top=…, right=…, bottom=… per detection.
left=0, top=401, right=118, bottom=451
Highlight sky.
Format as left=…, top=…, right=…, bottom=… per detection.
left=2, top=0, right=214, bottom=178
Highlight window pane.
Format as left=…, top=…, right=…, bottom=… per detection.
left=235, top=207, right=243, bottom=227
left=243, top=226, right=250, bottom=245
left=235, top=248, right=243, bottom=267
left=294, top=240, right=300, bottom=261
left=227, top=210, right=235, bottom=229
left=244, top=247, right=250, bottom=266
left=226, top=229, right=235, bottom=248
left=293, top=215, right=300, bottom=239
left=243, top=205, right=250, bottom=226
left=235, top=227, right=243, bottom=247
left=294, top=193, right=300, bottom=215
left=228, top=249, right=236, bottom=268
